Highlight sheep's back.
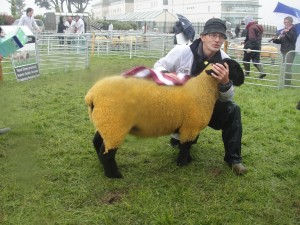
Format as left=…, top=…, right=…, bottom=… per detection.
left=86, top=76, right=191, bottom=137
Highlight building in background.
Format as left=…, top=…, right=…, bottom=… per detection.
left=92, top=0, right=260, bottom=25
left=91, top=0, right=134, bottom=20
left=89, top=0, right=276, bottom=35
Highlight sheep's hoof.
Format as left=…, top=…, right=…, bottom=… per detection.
left=105, top=171, right=123, bottom=179
left=177, top=155, right=192, bottom=166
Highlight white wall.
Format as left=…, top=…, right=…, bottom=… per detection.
left=134, top=0, right=164, bottom=12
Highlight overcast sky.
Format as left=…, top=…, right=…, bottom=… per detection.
left=1, top=0, right=299, bottom=26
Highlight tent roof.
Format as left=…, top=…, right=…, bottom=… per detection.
left=106, top=10, right=176, bottom=22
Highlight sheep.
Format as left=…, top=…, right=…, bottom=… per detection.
left=13, top=51, right=30, bottom=63
left=229, top=43, right=279, bottom=64
left=110, top=35, right=137, bottom=49
left=85, top=59, right=244, bottom=178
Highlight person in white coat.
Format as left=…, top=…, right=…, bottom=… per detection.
left=65, top=16, right=76, bottom=34
left=75, top=16, right=85, bottom=34
left=154, top=18, right=247, bottom=175
left=18, top=8, right=40, bottom=33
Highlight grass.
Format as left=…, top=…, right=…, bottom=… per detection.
left=0, top=56, right=299, bottom=225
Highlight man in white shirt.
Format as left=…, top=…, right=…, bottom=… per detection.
left=75, top=16, right=85, bottom=34
left=65, top=16, right=76, bottom=34
left=154, top=18, right=247, bottom=175
left=18, top=8, right=40, bottom=33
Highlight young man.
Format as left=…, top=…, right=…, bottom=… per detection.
left=18, top=8, right=40, bottom=33
left=154, top=18, right=247, bottom=175
left=270, top=16, right=298, bottom=85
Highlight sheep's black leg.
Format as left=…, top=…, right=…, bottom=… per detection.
left=93, top=131, right=103, bottom=156
left=177, top=141, right=193, bottom=166
left=93, top=131, right=122, bottom=178
left=99, top=148, right=123, bottom=179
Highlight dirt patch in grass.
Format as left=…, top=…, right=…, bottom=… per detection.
left=98, top=189, right=128, bottom=205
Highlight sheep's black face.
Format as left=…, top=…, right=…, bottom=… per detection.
left=223, top=58, right=244, bottom=86
left=206, top=58, right=245, bottom=86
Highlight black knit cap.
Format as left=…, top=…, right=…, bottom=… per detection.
left=201, top=18, right=227, bottom=38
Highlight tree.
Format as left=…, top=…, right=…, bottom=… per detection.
left=9, top=0, right=17, bottom=16
left=35, top=0, right=63, bottom=13
left=70, top=0, right=90, bottom=13
left=0, top=14, right=15, bottom=25
left=34, top=0, right=92, bottom=13
left=7, top=0, right=25, bottom=16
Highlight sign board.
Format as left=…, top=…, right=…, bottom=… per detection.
left=1, top=26, right=40, bottom=81
left=0, top=27, right=28, bottom=57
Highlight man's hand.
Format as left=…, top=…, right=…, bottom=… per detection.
left=211, top=62, right=230, bottom=84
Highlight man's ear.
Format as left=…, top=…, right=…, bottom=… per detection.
left=199, top=34, right=205, bottom=41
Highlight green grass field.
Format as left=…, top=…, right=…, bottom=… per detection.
left=0, top=56, right=299, bottom=224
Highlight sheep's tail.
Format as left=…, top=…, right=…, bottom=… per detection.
left=85, top=91, right=94, bottom=120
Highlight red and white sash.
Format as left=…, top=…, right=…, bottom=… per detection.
left=123, top=66, right=191, bottom=86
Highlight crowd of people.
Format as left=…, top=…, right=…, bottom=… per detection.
left=17, top=7, right=86, bottom=35
left=57, top=15, right=86, bottom=34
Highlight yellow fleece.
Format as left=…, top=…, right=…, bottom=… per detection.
left=85, top=64, right=219, bottom=153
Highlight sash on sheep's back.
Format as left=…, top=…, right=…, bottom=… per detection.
left=122, top=66, right=191, bottom=86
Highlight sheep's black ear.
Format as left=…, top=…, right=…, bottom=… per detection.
left=223, top=58, right=244, bottom=86
left=205, top=69, right=214, bottom=75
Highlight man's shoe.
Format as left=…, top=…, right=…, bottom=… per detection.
left=258, top=73, right=266, bottom=79
left=231, top=163, right=247, bottom=175
left=0, top=127, right=11, bottom=135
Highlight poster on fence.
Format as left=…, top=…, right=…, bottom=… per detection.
left=1, top=26, right=40, bottom=81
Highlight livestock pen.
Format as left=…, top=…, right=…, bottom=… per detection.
left=0, top=32, right=299, bottom=89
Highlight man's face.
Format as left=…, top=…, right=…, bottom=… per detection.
left=201, top=33, right=226, bottom=54
left=27, top=10, right=34, bottom=17
left=284, top=20, right=292, bottom=29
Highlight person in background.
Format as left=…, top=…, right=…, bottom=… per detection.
left=64, top=16, right=76, bottom=46
left=173, top=21, right=182, bottom=44
left=18, top=8, right=41, bottom=33
left=57, top=16, right=66, bottom=45
left=270, top=16, right=298, bottom=86
left=235, top=24, right=241, bottom=38
left=0, top=29, right=11, bottom=134
left=242, top=15, right=266, bottom=79
left=154, top=18, right=247, bottom=176
left=75, top=16, right=85, bottom=34
left=65, top=16, right=76, bottom=34
left=108, top=23, right=113, bottom=32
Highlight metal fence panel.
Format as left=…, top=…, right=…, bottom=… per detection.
left=1, top=32, right=299, bottom=89
left=1, top=33, right=90, bottom=81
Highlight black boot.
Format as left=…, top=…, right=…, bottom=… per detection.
left=255, top=64, right=266, bottom=79
left=243, top=63, right=250, bottom=76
